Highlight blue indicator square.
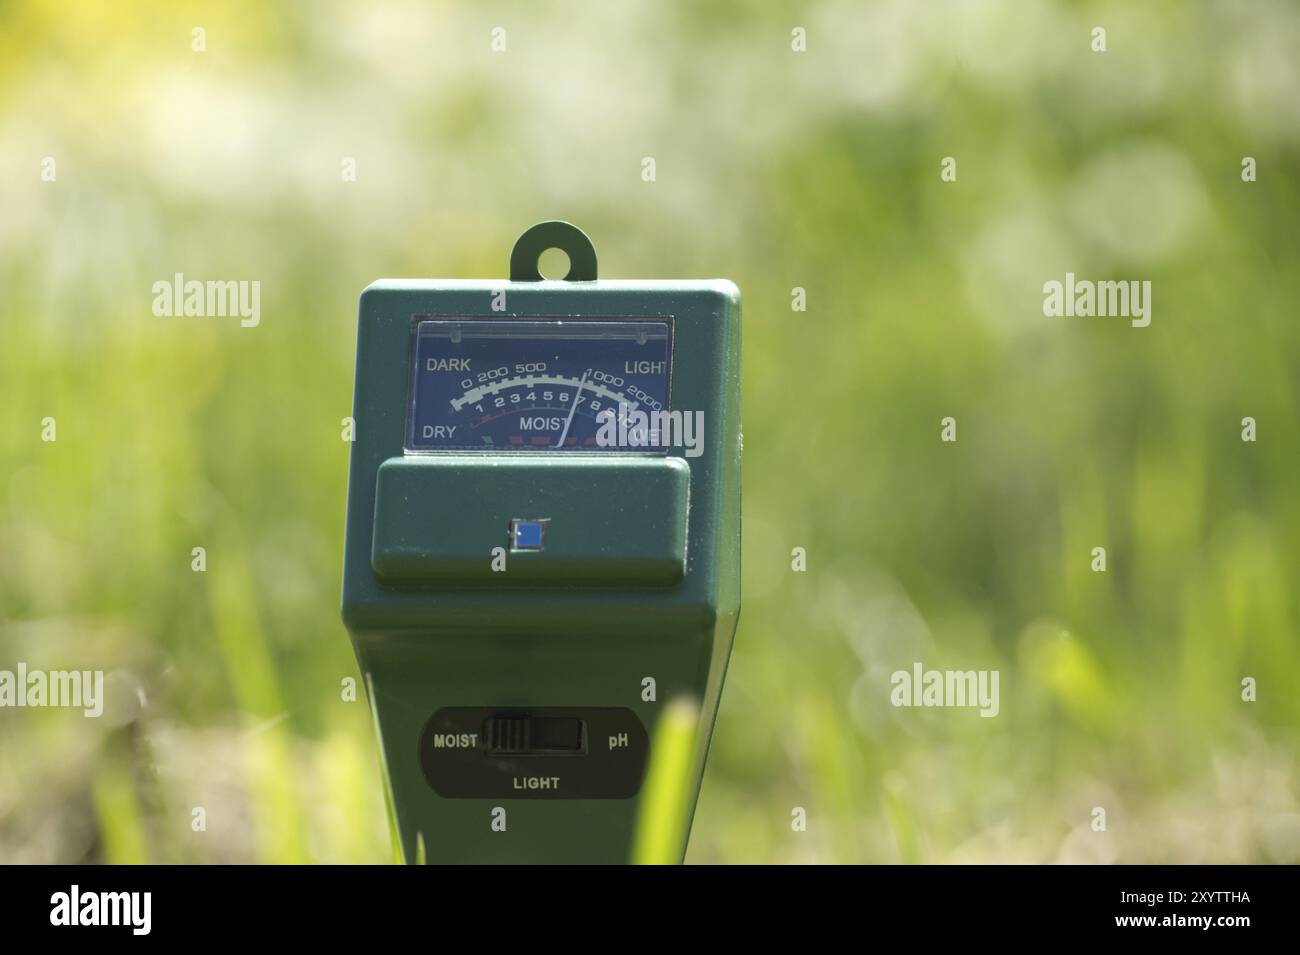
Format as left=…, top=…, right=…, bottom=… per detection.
left=510, top=519, right=548, bottom=551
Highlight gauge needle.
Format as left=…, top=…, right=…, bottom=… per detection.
left=555, top=371, right=589, bottom=448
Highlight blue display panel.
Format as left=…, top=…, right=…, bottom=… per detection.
left=406, top=319, right=673, bottom=452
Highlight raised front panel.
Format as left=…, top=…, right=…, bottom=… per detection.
left=370, top=455, right=690, bottom=586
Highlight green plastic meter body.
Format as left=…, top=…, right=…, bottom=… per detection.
left=341, top=223, right=741, bottom=863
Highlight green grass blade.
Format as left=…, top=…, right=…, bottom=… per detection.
left=631, top=696, right=700, bottom=865
left=364, top=672, right=407, bottom=865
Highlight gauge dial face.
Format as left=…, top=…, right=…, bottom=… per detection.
left=406, top=319, right=673, bottom=452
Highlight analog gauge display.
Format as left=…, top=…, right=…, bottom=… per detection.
left=406, top=319, right=672, bottom=452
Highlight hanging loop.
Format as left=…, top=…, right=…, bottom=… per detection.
left=509, top=221, right=598, bottom=282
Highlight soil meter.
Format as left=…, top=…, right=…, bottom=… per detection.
left=341, top=221, right=741, bottom=863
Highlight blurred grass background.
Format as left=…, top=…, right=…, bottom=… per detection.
left=2, top=0, right=1299, bottom=863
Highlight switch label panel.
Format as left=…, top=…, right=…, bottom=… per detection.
left=421, top=706, right=650, bottom=799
